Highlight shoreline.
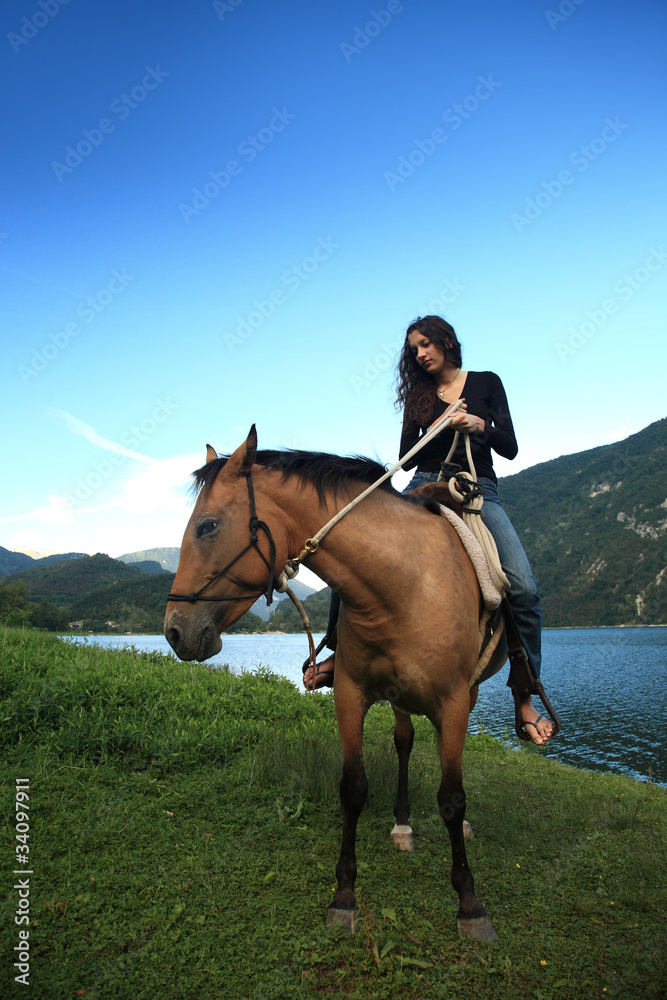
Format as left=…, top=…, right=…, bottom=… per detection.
left=60, top=622, right=666, bottom=637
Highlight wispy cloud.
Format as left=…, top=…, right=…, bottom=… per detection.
left=0, top=495, right=76, bottom=526
left=0, top=496, right=120, bottom=526
left=48, top=409, right=153, bottom=462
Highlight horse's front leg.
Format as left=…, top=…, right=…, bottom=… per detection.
left=390, top=708, right=415, bottom=851
left=435, top=695, right=498, bottom=942
left=327, top=678, right=369, bottom=931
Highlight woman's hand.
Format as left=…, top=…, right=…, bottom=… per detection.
left=429, top=400, right=465, bottom=430
left=429, top=400, right=485, bottom=434
left=450, top=403, right=485, bottom=434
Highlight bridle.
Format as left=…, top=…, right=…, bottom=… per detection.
left=166, top=472, right=278, bottom=607
left=167, top=406, right=466, bottom=610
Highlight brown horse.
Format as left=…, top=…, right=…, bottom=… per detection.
left=164, top=427, right=501, bottom=941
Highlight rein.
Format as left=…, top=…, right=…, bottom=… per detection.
left=279, top=401, right=466, bottom=581
left=165, top=403, right=477, bottom=689
left=168, top=403, right=467, bottom=609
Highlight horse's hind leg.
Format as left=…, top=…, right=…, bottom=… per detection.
left=436, top=700, right=497, bottom=942
left=327, top=686, right=369, bottom=931
left=390, top=709, right=415, bottom=851
left=462, top=684, right=480, bottom=841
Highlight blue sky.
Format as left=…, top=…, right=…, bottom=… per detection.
left=1, top=0, right=665, bottom=589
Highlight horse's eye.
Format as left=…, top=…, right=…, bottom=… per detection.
left=197, top=519, right=218, bottom=537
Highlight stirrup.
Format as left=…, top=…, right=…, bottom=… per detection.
left=502, top=599, right=561, bottom=740
left=510, top=679, right=562, bottom=741
left=302, top=632, right=335, bottom=674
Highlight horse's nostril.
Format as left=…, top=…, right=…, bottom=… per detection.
left=166, top=627, right=180, bottom=649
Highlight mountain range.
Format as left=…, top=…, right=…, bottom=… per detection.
left=1, top=418, right=665, bottom=630
left=117, top=547, right=181, bottom=572
left=0, top=548, right=87, bottom=577
left=0, top=549, right=316, bottom=632
left=115, top=547, right=314, bottom=619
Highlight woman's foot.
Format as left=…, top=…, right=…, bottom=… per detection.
left=303, top=653, right=335, bottom=690
left=519, top=696, right=553, bottom=746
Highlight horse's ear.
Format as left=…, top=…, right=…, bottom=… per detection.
left=225, top=425, right=258, bottom=478
left=239, top=424, right=258, bottom=472
left=205, top=444, right=218, bottom=464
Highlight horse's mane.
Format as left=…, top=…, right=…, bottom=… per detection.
left=192, top=450, right=406, bottom=504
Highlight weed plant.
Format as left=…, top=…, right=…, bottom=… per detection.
left=0, top=627, right=335, bottom=770
left=1, top=627, right=665, bottom=999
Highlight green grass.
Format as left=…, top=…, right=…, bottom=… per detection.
left=1, top=627, right=666, bottom=999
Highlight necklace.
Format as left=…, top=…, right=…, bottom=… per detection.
left=436, top=370, right=461, bottom=401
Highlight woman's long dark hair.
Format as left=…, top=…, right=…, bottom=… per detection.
left=395, top=315, right=463, bottom=429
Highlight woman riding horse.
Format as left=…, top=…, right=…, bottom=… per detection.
left=305, top=314, right=553, bottom=747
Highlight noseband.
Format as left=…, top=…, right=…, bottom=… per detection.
left=167, top=472, right=278, bottom=607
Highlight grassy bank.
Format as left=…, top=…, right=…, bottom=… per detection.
left=1, top=627, right=665, bottom=999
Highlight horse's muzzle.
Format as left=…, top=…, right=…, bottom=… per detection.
left=164, top=608, right=222, bottom=662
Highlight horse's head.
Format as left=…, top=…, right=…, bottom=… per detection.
left=164, top=426, right=286, bottom=661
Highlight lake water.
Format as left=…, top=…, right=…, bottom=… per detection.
left=61, top=627, right=667, bottom=788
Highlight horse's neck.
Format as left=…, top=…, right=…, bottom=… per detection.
left=280, top=481, right=407, bottom=601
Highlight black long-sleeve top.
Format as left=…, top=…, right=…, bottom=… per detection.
left=398, top=371, right=518, bottom=483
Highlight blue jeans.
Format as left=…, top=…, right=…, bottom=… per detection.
left=402, top=472, right=542, bottom=678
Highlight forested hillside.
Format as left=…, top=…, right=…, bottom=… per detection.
left=1, top=555, right=266, bottom=634
left=5, top=553, right=144, bottom=604
left=501, top=418, right=666, bottom=626
left=268, top=587, right=332, bottom=633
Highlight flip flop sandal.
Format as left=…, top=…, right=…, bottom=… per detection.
left=303, top=660, right=334, bottom=689
left=522, top=715, right=550, bottom=743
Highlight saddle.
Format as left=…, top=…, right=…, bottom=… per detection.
left=413, top=482, right=561, bottom=740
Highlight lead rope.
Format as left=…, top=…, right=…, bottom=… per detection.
left=275, top=400, right=467, bottom=589
left=274, top=579, right=318, bottom=691
left=273, top=401, right=466, bottom=691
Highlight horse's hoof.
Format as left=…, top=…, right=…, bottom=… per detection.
left=457, top=916, right=498, bottom=942
left=463, top=819, right=474, bottom=840
left=326, top=907, right=359, bottom=932
left=390, top=823, right=414, bottom=852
